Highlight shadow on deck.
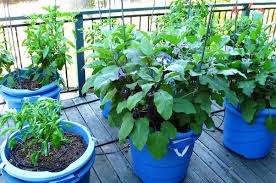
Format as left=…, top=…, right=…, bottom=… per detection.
left=0, top=94, right=276, bottom=183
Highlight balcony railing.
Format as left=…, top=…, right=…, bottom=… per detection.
left=0, top=2, right=275, bottom=96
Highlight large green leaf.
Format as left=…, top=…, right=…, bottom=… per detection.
left=154, top=90, right=173, bottom=120
left=82, top=76, right=95, bottom=94
left=160, top=122, right=177, bottom=139
left=119, top=112, right=134, bottom=143
left=195, top=93, right=211, bottom=114
left=191, top=123, right=202, bottom=135
left=140, top=38, right=154, bottom=56
left=93, top=65, right=120, bottom=90
left=130, top=118, right=149, bottom=150
left=147, top=132, right=169, bottom=160
left=240, top=100, right=257, bottom=123
left=265, top=116, right=276, bottom=132
left=199, top=75, right=239, bottom=107
left=173, top=98, right=196, bottom=114
left=204, top=117, right=215, bottom=129
left=127, top=91, right=145, bottom=110
left=270, top=96, right=276, bottom=108
left=160, top=33, right=180, bottom=45
left=102, top=88, right=117, bottom=106
left=116, top=101, right=127, bottom=114
left=256, top=72, right=268, bottom=85
left=238, top=80, right=256, bottom=96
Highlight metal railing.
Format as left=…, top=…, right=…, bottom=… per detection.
left=0, top=2, right=275, bottom=96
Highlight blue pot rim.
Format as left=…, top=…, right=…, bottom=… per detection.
left=224, top=99, right=276, bottom=122
left=0, top=68, right=60, bottom=96
left=0, top=120, right=96, bottom=182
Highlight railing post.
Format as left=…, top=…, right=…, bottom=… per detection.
left=243, top=4, right=250, bottom=16
left=75, top=14, right=86, bottom=97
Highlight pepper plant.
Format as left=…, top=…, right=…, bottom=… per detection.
left=156, top=0, right=209, bottom=31
left=218, top=12, right=276, bottom=130
left=22, top=6, right=76, bottom=87
left=82, top=22, right=236, bottom=159
left=0, top=6, right=76, bottom=89
left=0, top=26, right=15, bottom=83
left=0, top=98, right=70, bottom=165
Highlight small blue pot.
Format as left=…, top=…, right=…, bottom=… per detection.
left=130, top=131, right=199, bottom=183
left=224, top=100, right=276, bottom=159
left=99, top=95, right=111, bottom=119
left=0, top=120, right=96, bottom=183
left=0, top=69, right=61, bottom=111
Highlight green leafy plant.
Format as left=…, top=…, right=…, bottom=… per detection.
left=218, top=13, right=276, bottom=130
left=22, top=6, right=76, bottom=87
left=81, top=19, right=235, bottom=159
left=0, top=98, right=69, bottom=165
left=156, top=0, right=209, bottom=31
left=0, top=6, right=76, bottom=89
left=0, top=27, right=15, bottom=82
left=85, top=18, right=118, bottom=44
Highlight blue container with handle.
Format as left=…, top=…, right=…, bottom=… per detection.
left=130, top=131, right=199, bottom=183
left=0, top=120, right=96, bottom=183
left=0, top=68, right=61, bottom=111
left=224, top=100, right=276, bottom=159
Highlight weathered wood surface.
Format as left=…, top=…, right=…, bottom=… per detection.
left=0, top=94, right=275, bottom=183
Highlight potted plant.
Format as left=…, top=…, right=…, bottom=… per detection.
left=219, top=12, right=276, bottom=159
left=0, top=97, right=96, bottom=182
left=82, top=19, right=233, bottom=181
left=0, top=6, right=75, bottom=111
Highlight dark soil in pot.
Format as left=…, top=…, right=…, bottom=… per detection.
left=15, top=79, right=42, bottom=90
left=8, top=133, right=87, bottom=172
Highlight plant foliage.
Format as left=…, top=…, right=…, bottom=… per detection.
left=218, top=12, right=276, bottom=129
left=0, top=6, right=76, bottom=89
left=0, top=98, right=69, bottom=165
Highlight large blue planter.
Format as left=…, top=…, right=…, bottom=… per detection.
left=130, top=131, right=199, bottom=183
left=224, top=100, right=276, bottom=159
left=0, top=69, right=61, bottom=111
left=0, top=120, right=96, bottom=183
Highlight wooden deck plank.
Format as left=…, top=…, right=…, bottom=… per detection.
left=85, top=94, right=118, bottom=139
left=205, top=128, right=276, bottom=183
left=188, top=153, right=225, bottom=183
left=61, top=108, right=101, bottom=183
left=199, top=131, right=265, bottom=183
left=83, top=95, right=134, bottom=166
left=193, top=140, right=245, bottom=183
left=63, top=100, right=121, bottom=183
left=72, top=97, right=140, bottom=183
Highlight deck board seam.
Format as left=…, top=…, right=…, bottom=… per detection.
left=71, top=99, right=126, bottom=183
left=204, top=130, right=271, bottom=183
left=197, top=138, right=246, bottom=183
left=64, top=100, right=122, bottom=183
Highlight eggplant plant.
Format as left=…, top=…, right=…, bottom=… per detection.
left=81, top=22, right=236, bottom=159
left=218, top=12, right=276, bottom=130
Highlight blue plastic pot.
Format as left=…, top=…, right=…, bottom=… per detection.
left=224, top=100, right=276, bottom=159
left=99, top=95, right=111, bottom=119
left=0, top=120, right=96, bottom=183
left=0, top=69, right=61, bottom=111
left=130, top=131, right=200, bottom=183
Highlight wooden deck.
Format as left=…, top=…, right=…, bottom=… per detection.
left=0, top=94, right=276, bottom=183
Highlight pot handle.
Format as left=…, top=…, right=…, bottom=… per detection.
left=49, top=173, right=80, bottom=183
left=21, top=96, right=42, bottom=103
left=171, top=136, right=197, bottom=157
